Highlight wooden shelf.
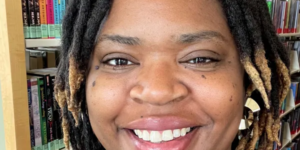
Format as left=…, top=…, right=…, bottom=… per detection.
left=292, top=131, right=300, bottom=140
left=25, top=39, right=61, bottom=48
left=278, top=33, right=300, bottom=37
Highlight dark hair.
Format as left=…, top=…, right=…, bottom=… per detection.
left=54, top=0, right=291, bottom=149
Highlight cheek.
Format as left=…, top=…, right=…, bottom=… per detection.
left=85, top=72, right=130, bottom=147
left=86, top=75, right=128, bottom=123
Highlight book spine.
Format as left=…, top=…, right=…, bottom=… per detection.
left=22, top=0, right=30, bottom=38
left=47, top=0, right=55, bottom=38
left=59, top=0, right=66, bottom=37
left=275, top=0, right=282, bottom=28
left=28, top=79, right=35, bottom=147
left=39, top=0, right=48, bottom=38
left=298, top=108, right=300, bottom=131
left=45, top=75, right=54, bottom=143
left=34, top=0, right=42, bottom=38
left=279, top=1, right=287, bottom=34
left=31, top=78, right=42, bottom=146
left=292, top=0, right=300, bottom=33
left=53, top=0, right=60, bottom=38
left=28, top=0, right=37, bottom=38
left=38, top=79, right=48, bottom=148
left=291, top=82, right=298, bottom=104
left=267, top=0, right=273, bottom=15
left=295, top=109, right=300, bottom=133
left=284, top=0, right=291, bottom=33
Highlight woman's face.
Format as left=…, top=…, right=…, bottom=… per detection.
left=86, top=0, right=245, bottom=149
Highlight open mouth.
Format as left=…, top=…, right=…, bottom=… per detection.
left=127, top=126, right=199, bottom=150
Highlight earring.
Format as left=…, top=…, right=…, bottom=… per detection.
left=239, top=97, right=260, bottom=130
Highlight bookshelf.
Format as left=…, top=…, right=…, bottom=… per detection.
left=278, top=33, right=300, bottom=37
left=0, top=0, right=31, bottom=150
left=26, top=39, right=61, bottom=48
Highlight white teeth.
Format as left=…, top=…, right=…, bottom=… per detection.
left=186, top=127, right=191, bottom=132
left=142, top=130, right=150, bottom=141
left=133, top=127, right=193, bottom=143
left=134, top=130, right=138, bottom=135
left=137, top=130, right=143, bottom=138
left=173, top=129, right=181, bottom=138
left=150, top=131, right=162, bottom=143
left=181, top=128, right=186, bottom=136
left=162, top=130, right=173, bottom=141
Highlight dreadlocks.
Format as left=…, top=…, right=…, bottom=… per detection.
left=54, top=0, right=291, bottom=150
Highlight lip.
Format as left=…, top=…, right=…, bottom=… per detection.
left=127, top=127, right=198, bottom=150
left=126, top=116, right=198, bottom=131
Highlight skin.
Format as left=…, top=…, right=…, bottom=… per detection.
left=86, top=0, right=245, bottom=149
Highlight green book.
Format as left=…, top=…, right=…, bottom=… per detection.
left=266, top=0, right=273, bottom=15
left=37, top=78, right=48, bottom=148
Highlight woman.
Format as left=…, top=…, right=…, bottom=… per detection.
left=54, top=0, right=291, bottom=149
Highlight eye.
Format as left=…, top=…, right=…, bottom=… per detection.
left=103, top=58, right=134, bottom=66
left=187, top=57, right=218, bottom=64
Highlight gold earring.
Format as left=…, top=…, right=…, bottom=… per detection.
left=239, top=97, right=260, bottom=130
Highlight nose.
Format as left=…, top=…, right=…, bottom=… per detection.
left=130, top=62, right=188, bottom=105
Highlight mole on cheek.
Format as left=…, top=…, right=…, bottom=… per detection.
left=201, top=75, right=206, bottom=79
left=92, top=81, right=96, bottom=87
left=230, top=96, right=233, bottom=102
left=95, top=66, right=100, bottom=70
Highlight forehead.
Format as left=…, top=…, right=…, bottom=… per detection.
left=101, top=0, right=230, bottom=44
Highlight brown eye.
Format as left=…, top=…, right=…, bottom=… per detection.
left=104, top=58, right=134, bottom=66
left=187, top=57, right=217, bottom=64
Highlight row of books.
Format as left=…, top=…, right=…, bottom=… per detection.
left=25, top=47, right=60, bottom=71
left=266, top=0, right=300, bottom=34
left=274, top=108, right=300, bottom=150
left=27, top=68, right=64, bottom=150
left=22, top=0, right=69, bottom=39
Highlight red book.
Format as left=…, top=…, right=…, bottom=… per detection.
left=46, top=0, right=55, bottom=38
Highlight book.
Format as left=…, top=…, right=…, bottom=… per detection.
left=29, top=68, right=59, bottom=150
left=27, top=0, right=37, bottom=38
left=34, top=0, right=42, bottom=38
left=27, top=71, right=54, bottom=150
left=22, top=0, right=30, bottom=38
left=37, top=77, right=48, bottom=150
left=47, top=0, right=55, bottom=38
left=27, top=79, right=35, bottom=148
left=284, top=0, right=291, bottom=33
left=269, top=0, right=300, bottom=34
left=59, top=0, right=66, bottom=36
left=292, top=0, right=300, bottom=33
left=267, top=0, right=273, bottom=15
left=28, top=76, right=42, bottom=148
left=39, top=0, right=48, bottom=38
left=291, top=82, right=299, bottom=103
left=53, top=0, right=60, bottom=38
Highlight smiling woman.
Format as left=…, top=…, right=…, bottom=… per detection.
left=54, top=0, right=291, bottom=150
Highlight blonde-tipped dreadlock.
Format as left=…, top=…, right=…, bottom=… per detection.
left=242, top=57, right=270, bottom=109
left=246, top=120, right=259, bottom=150
left=68, top=57, right=84, bottom=126
left=55, top=0, right=291, bottom=149
left=221, top=0, right=290, bottom=149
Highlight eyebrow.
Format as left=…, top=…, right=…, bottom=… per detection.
left=178, top=31, right=227, bottom=43
left=99, top=34, right=141, bottom=45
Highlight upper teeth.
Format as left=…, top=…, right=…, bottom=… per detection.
left=134, top=127, right=192, bottom=143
